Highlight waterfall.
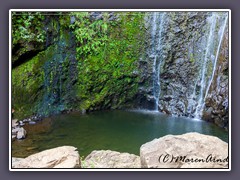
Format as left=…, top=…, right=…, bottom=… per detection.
left=194, top=13, right=228, bottom=119
left=194, top=14, right=217, bottom=118
left=204, top=15, right=228, bottom=101
left=150, top=12, right=166, bottom=111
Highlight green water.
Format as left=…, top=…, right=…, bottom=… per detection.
left=12, top=110, right=228, bottom=158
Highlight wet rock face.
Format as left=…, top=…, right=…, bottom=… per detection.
left=138, top=12, right=229, bottom=128
left=203, top=28, right=229, bottom=130
left=12, top=15, right=78, bottom=120
left=138, top=12, right=209, bottom=113
left=89, top=12, right=117, bottom=21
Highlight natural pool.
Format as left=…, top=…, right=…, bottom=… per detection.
left=12, top=110, right=228, bottom=158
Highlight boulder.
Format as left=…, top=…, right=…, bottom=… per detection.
left=12, top=119, right=18, bottom=128
left=19, top=122, right=25, bottom=126
left=12, top=127, right=20, bottom=135
left=12, top=157, right=24, bottom=167
left=140, top=132, right=228, bottom=168
left=12, top=135, right=16, bottom=140
left=83, top=150, right=141, bottom=168
left=16, top=127, right=27, bottom=139
left=12, top=146, right=80, bottom=168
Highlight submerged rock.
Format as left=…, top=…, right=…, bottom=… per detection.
left=140, top=132, right=228, bottom=168
left=28, top=121, right=36, bottom=125
left=12, top=146, right=80, bottom=168
left=83, top=150, right=141, bottom=168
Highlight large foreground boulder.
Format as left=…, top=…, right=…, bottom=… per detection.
left=12, top=146, right=80, bottom=168
left=140, top=132, right=228, bottom=168
left=83, top=150, right=141, bottom=168
left=12, top=157, right=24, bottom=167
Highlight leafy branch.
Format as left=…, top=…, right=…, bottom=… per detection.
left=12, top=12, right=46, bottom=46
left=69, top=12, right=110, bottom=59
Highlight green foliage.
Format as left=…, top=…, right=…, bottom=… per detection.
left=73, top=12, right=145, bottom=110
left=12, top=12, right=46, bottom=46
left=80, top=156, right=95, bottom=168
left=69, top=12, right=110, bottom=59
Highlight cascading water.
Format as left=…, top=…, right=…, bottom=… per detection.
left=204, top=15, right=228, bottom=101
left=150, top=12, right=166, bottom=111
left=194, top=14, right=217, bottom=118
left=193, top=12, right=228, bottom=119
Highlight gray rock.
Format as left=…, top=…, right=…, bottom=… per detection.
left=12, top=127, right=20, bottom=134
left=202, top=107, right=213, bottom=121
left=175, top=101, right=186, bottom=114
left=12, top=146, right=80, bottom=168
left=140, top=132, right=228, bottom=168
left=173, top=26, right=182, bottom=33
left=90, top=12, right=103, bottom=20
left=81, top=109, right=86, bottom=114
left=12, top=157, right=24, bottom=167
left=18, top=120, right=25, bottom=126
left=83, top=150, right=141, bottom=168
left=28, top=121, right=36, bottom=125
left=12, top=119, right=18, bottom=128
left=12, top=157, right=24, bottom=163
left=16, top=128, right=27, bottom=139
left=19, top=122, right=25, bottom=126
left=146, top=95, right=156, bottom=102
left=23, top=119, right=29, bottom=123
left=70, top=16, right=75, bottom=24
left=163, top=95, right=173, bottom=101
left=187, top=99, right=197, bottom=115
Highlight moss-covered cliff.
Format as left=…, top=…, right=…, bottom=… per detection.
left=12, top=12, right=145, bottom=120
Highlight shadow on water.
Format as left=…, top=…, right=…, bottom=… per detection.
left=12, top=110, right=228, bottom=158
